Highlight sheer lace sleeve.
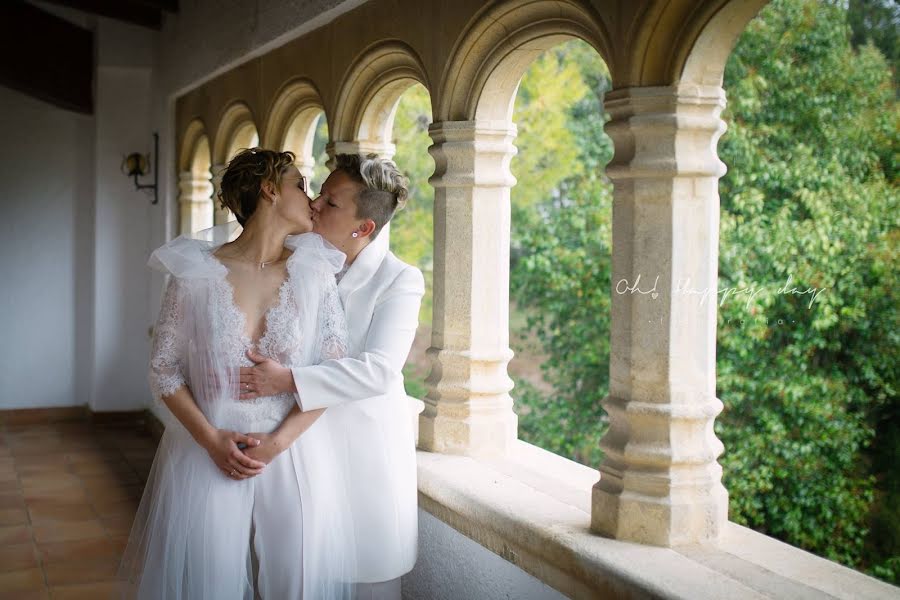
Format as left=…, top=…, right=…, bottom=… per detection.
left=316, top=270, right=349, bottom=362
left=148, top=276, right=188, bottom=402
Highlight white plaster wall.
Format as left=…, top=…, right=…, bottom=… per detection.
left=0, top=86, right=95, bottom=408
left=1, top=8, right=158, bottom=412
left=403, top=509, right=570, bottom=600
left=90, top=65, right=155, bottom=412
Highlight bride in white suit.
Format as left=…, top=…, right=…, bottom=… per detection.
left=238, top=154, right=425, bottom=599
left=120, top=148, right=359, bottom=599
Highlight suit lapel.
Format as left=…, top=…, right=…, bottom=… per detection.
left=337, top=232, right=389, bottom=308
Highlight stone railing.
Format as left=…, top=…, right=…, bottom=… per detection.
left=407, top=437, right=899, bottom=599
left=404, top=397, right=898, bottom=599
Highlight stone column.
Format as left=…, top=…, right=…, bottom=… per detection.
left=418, top=120, right=518, bottom=456
left=592, top=85, right=729, bottom=546
left=210, top=163, right=234, bottom=225
left=177, top=171, right=213, bottom=235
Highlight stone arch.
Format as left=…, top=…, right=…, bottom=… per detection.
left=332, top=40, right=430, bottom=147
left=679, top=0, right=771, bottom=86
left=616, top=0, right=770, bottom=88
left=436, top=0, right=612, bottom=122
left=262, top=78, right=327, bottom=180
left=178, top=118, right=210, bottom=174
left=212, top=101, right=259, bottom=165
left=261, top=78, right=325, bottom=152
left=421, top=2, right=616, bottom=457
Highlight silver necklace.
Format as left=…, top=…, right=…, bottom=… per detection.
left=226, top=246, right=285, bottom=270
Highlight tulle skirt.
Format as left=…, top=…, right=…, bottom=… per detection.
left=118, top=410, right=357, bottom=599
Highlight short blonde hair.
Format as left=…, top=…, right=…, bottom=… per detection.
left=334, top=153, right=409, bottom=238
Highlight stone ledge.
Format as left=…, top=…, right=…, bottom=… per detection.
left=416, top=441, right=898, bottom=600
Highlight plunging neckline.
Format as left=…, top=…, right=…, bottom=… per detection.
left=207, top=250, right=293, bottom=351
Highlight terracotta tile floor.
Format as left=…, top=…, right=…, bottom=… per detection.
left=0, top=412, right=157, bottom=599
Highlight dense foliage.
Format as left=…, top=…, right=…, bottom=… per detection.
left=507, top=40, right=613, bottom=467
left=388, top=84, right=435, bottom=325
left=716, top=0, right=898, bottom=577
left=387, top=0, right=897, bottom=582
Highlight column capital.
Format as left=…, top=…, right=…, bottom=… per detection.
left=177, top=171, right=212, bottom=198
left=604, top=85, right=727, bottom=180
left=603, top=84, right=726, bottom=111
left=428, top=120, right=518, bottom=189
left=427, top=119, right=518, bottom=140
left=326, top=141, right=397, bottom=168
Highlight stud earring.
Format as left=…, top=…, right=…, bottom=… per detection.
left=351, top=232, right=359, bottom=238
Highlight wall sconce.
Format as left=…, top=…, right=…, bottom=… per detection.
left=122, top=132, right=159, bottom=205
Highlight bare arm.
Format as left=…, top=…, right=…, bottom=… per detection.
left=244, top=404, right=326, bottom=464
left=160, top=386, right=265, bottom=478
left=273, top=405, right=325, bottom=445
left=149, top=277, right=265, bottom=478
left=160, top=385, right=215, bottom=447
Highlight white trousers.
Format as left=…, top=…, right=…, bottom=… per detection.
left=189, top=441, right=305, bottom=599
left=249, top=447, right=305, bottom=599
left=355, top=578, right=401, bottom=600
left=248, top=448, right=402, bottom=600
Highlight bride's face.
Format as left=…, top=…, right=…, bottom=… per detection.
left=274, top=166, right=314, bottom=233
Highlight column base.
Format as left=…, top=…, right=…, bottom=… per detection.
left=418, top=409, right=518, bottom=457
left=591, top=478, right=729, bottom=546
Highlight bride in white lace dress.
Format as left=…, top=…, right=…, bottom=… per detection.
left=119, top=148, right=357, bottom=599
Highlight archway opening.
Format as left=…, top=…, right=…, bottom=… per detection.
left=381, top=83, right=434, bottom=399
left=179, top=132, right=213, bottom=234
left=282, top=108, right=329, bottom=195
left=226, top=121, right=259, bottom=158
left=500, top=39, right=613, bottom=468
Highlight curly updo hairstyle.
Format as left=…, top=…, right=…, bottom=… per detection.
left=334, top=153, right=409, bottom=239
left=217, top=148, right=296, bottom=227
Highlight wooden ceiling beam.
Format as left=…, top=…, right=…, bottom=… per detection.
left=129, top=0, right=179, bottom=13
left=0, top=2, right=93, bottom=113
left=39, top=0, right=164, bottom=30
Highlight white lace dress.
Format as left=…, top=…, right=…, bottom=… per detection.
left=119, top=232, right=358, bottom=599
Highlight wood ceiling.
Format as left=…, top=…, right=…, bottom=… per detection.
left=0, top=1, right=178, bottom=114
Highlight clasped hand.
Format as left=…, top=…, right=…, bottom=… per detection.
left=203, top=429, right=285, bottom=480
left=238, top=349, right=295, bottom=399
left=204, top=351, right=296, bottom=480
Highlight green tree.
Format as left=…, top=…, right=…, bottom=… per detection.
left=848, top=0, right=900, bottom=76
left=717, top=0, right=898, bottom=577
left=510, top=46, right=589, bottom=229
left=389, top=84, right=435, bottom=325
left=509, top=39, right=613, bottom=467
left=379, top=84, right=436, bottom=397
left=310, top=113, right=330, bottom=194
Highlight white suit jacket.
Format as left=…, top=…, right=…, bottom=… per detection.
left=291, top=232, right=425, bottom=583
